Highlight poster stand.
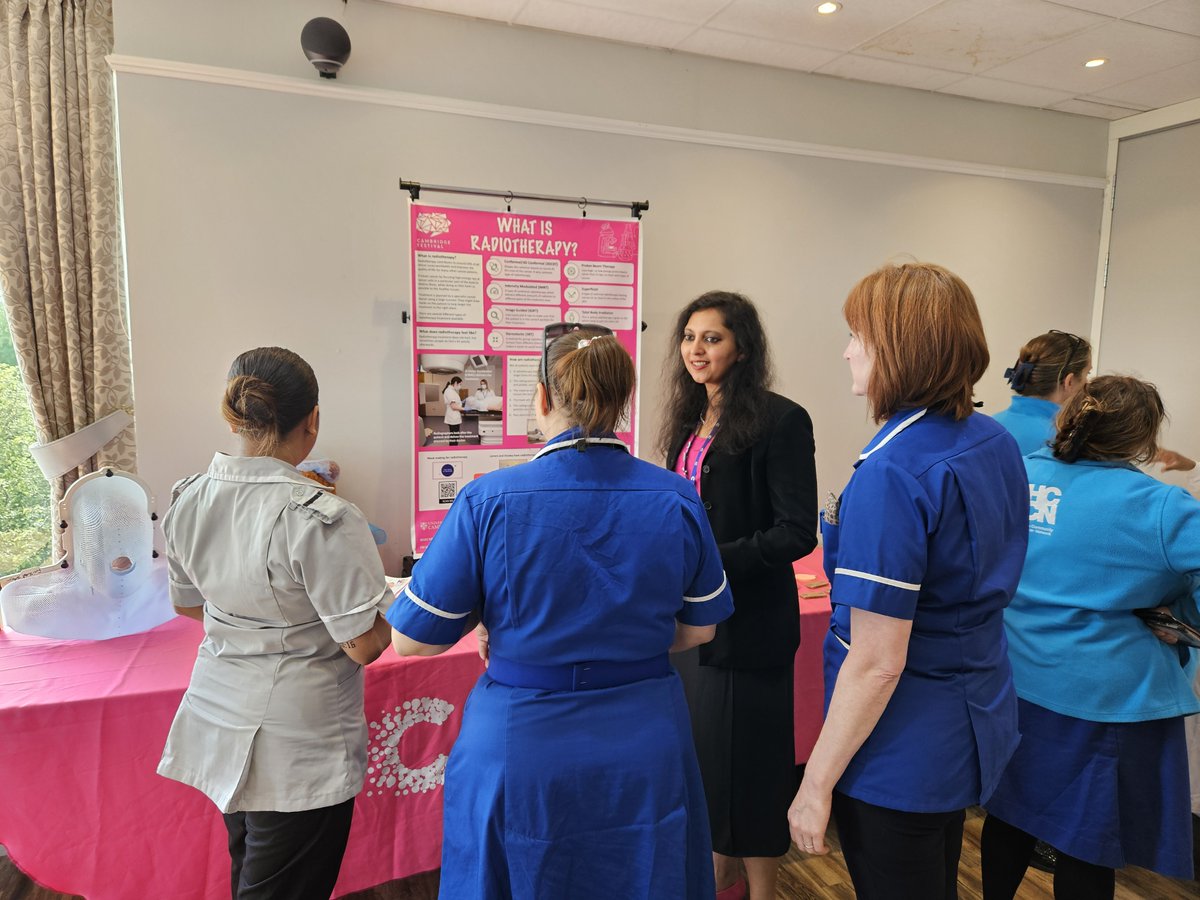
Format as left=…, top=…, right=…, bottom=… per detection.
left=399, top=179, right=648, bottom=219
left=402, top=180, right=648, bottom=555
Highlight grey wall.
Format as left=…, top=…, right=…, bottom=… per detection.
left=113, top=1, right=1106, bottom=570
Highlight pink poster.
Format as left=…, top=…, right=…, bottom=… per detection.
left=409, top=203, right=642, bottom=554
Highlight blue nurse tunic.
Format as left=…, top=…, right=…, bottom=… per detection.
left=822, top=409, right=1028, bottom=813
left=387, top=429, right=734, bottom=900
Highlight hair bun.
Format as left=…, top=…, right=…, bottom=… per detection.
left=220, top=347, right=319, bottom=455
left=224, top=374, right=278, bottom=431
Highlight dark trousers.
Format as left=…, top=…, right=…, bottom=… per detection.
left=223, top=798, right=355, bottom=900
left=447, top=423, right=461, bottom=446
left=832, top=790, right=965, bottom=900
left=980, top=814, right=1115, bottom=900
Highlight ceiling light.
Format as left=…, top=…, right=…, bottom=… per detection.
left=816, top=2, right=842, bottom=14
left=1084, top=58, right=1107, bottom=68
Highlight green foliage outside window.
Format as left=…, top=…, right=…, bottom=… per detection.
left=0, top=308, right=52, bottom=574
left=0, top=310, right=16, bottom=365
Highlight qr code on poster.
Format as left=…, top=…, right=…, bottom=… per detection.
left=437, top=481, right=458, bottom=504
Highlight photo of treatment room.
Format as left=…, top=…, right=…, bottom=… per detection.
left=417, top=354, right=504, bottom=447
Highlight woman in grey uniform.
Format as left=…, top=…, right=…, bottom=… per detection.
left=158, top=347, right=394, bottom=899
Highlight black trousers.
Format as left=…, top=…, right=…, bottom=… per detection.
left=223, top=798, right=355, bottom=900
left=980, top=814, right=1115, bottom=900
left=832, top=791, right=965, bottom=900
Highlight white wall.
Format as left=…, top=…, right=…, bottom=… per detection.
left=1097, top=119, right=1200, bottom=458
left=112, top=1, right=1107, bottom=570
left=1087, top=107, right=1200, bottom=818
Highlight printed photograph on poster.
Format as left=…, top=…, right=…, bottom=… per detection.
left=417, top=354, right=505, bottom=448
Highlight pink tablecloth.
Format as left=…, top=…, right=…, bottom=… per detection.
left=793, top=547, right=831, bottom=764
left=0, top=616, right=485, bottom=899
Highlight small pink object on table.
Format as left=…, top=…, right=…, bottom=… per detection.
left=0, top=616, right=485, bottom=899
left=793, top=547, right=831, bottom=764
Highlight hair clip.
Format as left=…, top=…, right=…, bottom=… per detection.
left=577, top=338, right=593, bottom=349
left=1004, top=361, right=1036, bottom=391
left=1061, top=409, right=1100, bottom=463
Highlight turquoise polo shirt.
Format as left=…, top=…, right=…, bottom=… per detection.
left=1006, top=448, right=1200, bottom=722
left=991, top=395, right=1060, bottom=456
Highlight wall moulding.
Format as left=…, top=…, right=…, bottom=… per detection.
left=107, top=54, right=1105, bottom=192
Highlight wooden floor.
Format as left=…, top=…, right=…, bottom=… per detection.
left=2, top=809, right=1196, bottom=898
left=776, top=808, right=1198, bottom=900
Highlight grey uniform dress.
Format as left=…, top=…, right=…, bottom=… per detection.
left=158, top=453, right=391, bottom=814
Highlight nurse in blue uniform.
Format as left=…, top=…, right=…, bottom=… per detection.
left=788, top=263, right=1029, bottom=900
left=981, top=375, right=1199, bottom=899
left=991, top=330, right=1091, bottom=455
left=387, top=331, right=734, bottom=900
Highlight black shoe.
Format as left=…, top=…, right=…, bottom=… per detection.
left=1029, top=841, right=1058, bottom=873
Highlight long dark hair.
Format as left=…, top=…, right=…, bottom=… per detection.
left=657, top=291, right=773, bottom=460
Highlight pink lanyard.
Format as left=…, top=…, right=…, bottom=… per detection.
left=677, top=422, right=719, bottom=494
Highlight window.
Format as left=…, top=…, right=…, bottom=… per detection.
left=0, top=303, right=52, bottom=575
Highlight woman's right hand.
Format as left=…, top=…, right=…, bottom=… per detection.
left=475, top=623, right=490, bottom=663
left=788, top=779, right=832, bottom=856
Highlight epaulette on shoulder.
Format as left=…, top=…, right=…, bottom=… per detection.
left=170, top=473, right=204, bottom=506
left=287, top=485, right=348, bottom=525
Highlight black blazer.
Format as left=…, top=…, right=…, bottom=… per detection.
left=669, top=392, right=818, bottom=668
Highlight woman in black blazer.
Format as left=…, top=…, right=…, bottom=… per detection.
left=661, top=291, right=818, bottom=900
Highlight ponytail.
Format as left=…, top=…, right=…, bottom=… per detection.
left=1052, top=394, right=1103, bottom=463
left=545, top=334, right=635, bottom=437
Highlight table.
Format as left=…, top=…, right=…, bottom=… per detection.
left=793, top=548, right=831, bottom=764
left=0, top=617, right=486, bottom=899
left=1, top=558, right=833, bottom=898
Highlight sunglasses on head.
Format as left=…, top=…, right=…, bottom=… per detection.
left=539, top=322, right=615, bottom=409
left=1049, top=329, right=1087, bottom=381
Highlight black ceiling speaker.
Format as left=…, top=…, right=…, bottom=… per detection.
left=301, top=17, right=351, bottom=79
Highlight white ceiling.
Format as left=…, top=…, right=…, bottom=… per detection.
left=383, top=0, right=1200, bottom=119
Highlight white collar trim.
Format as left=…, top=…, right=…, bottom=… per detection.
left=858, top=408, right=928, bottom=461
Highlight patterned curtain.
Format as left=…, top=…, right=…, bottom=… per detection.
left=0, top=0, right=135, bottom=555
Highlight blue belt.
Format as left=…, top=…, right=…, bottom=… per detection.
left=487, top=653, right=670, bottom=692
